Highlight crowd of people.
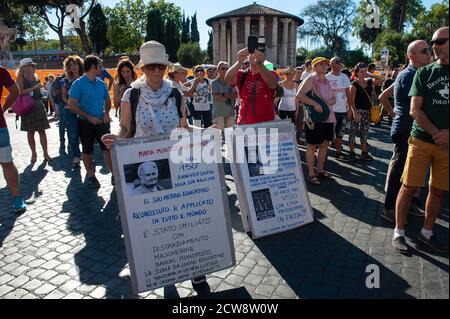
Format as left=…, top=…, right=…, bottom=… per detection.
left=0, top=27, right=448, bottom=276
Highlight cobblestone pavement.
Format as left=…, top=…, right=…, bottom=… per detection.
left=0, top=112, right=448, bottom=299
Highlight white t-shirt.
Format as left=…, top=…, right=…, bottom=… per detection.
left=326, top=72, right=351, bottom=113
left=188, top=79, right=211, bottom=111
left=300, top=71, right=311, bottom=81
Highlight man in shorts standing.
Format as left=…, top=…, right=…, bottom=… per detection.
left=327, top=57, right=352, bottom=161
left=68, top=55, right=113, bottom=188
left=393, top=27, right=449, bottom=253
left=0, top=66, right=26, bottom=213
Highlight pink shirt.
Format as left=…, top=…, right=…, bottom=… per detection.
left=313, top=75, right=336, bottom=123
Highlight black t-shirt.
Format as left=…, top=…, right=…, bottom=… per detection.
left=353, top=79, right=373, bottom=110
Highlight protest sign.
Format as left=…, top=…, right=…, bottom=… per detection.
left=111, top=134, right=235, bottom=293
left=226, top=121, right=314, bottom=239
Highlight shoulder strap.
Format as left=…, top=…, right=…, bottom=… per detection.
left=168, top=87, right=183, bottom=118
left=129, top=88, right=140, bottom=138
left=239, top=69, right=250, bottom=92
left=356, top=81, right=373, bottom=107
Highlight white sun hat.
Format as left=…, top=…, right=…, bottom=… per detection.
left=135, top=41, right=172, bottom=70
left=19, top=58, right=37, bottom=68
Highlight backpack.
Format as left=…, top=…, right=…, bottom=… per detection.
left=128, top=87, right=182, bottom=138
left=50, top=75, right=64, bottom=104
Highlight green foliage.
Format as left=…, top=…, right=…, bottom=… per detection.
left=372, top=30, right=414, bottom=67
left=145, top=8, right=165, bottom=43
left=166, top=19, right=180, bottom=62
left=352, top=0, right=424, bottom=47
left=88, top=3, right=109, bottom=54
left=299, top=0, right=356, bottom=54
left=190, top=12, right=200, bottom=43
left=412, top=1, right=449, bottom=40
left=207, top=30, right=213, bottom=62
left=177, top=42, right=206, bottom=67
left=104, top=0, right=147, bottom=53
left=181, top=16, right=191, bottom=44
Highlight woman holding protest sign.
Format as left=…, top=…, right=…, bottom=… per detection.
left=101, top=41, right=208, bottom=285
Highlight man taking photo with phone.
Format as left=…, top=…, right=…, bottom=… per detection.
left=225, top=42, right=278, bottom=125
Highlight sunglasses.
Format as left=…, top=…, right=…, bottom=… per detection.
left=357, top=63, right=366, bottom=68
left=418, top=47, right=432, bottom=55
left=144, top=64, right=167, bottom=71
left=195, top=69, right=205, bottom=73
left=430, top=38, right=448, bottom=46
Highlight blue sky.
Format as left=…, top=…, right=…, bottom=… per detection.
left=49, top=0, right=440, bottom=50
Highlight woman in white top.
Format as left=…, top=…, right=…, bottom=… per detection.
left=185, top=65, right=212, bottom=128
left=102, top=41, right=187, bottom=142
left=277, top=67, right=299, bottom=123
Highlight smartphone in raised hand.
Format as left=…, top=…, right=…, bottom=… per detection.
left=248, top=36, right=258, bottom=54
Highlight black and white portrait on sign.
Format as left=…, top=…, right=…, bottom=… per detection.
left=245, top=146, right=265, bottom=177
left=251, top=188, right=275, bottom=221
left=123, top=159, right=173, bottom=196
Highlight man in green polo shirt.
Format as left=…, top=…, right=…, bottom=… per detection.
left=393, top=27, right=449, bottom=253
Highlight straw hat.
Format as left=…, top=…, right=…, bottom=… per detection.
left=311, top=57, right=330, bottom=67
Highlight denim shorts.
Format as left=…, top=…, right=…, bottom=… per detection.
left=0, top=127, right=13, bottom=163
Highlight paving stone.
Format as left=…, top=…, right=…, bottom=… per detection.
left=8, top=275, right=30, bottom=288
left=0, top=114, right=448, bottom=300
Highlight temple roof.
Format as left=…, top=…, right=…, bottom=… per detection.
left=206, top=2, right=304, bottom=26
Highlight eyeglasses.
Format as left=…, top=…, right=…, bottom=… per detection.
left=419, top=47, right=432, bottom=55
left=143, top=64, right=167, bottom=71
left=430, top=38, right=448, bottom=46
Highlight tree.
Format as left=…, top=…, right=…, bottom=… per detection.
left=104, top=0, right=147, bottom=53
left=165, top=19, right=180, bottom=62
left=68, top=0, right=97, bottom=55
left=412, top=1, right=449, bottom=40
left=27, top=0, right=72, bottom=50
left=190, top=12, right=200, bottom=43
left=181, top=15, right=191, bottom=44
left=21, top=12, right=48, bottom=54
left=352, top=0, right=424, bottom=52
left=389, top=0, right=424, bottom=33
left=299, top=0, right=356, bottom=54
left=88, top=3, right=109, bottom=54
left=145, top=8, right=165, bottom=43
left=177, top=42, right=206, bottom=67
left=207, top=30, right=213, bottom=62
left=149, top=0, right=182, bottom=32
left=372, top=30, right=415, bottom=67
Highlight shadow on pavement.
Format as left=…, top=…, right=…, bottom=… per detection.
left=63, top=167, right=134, bottom=298
left=252, top=221, right=413, bottom=298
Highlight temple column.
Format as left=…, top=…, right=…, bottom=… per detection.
left=272, top=17, right=278, bottom=65
left=219, top=19, right=227, bottom=62
left=212, top=22, right=220, bottom=64
left=230, top=18, right=238, bottom=64
left=281, top=18, right=290, bottom=67
left=289, top=21, right=298, bottom=66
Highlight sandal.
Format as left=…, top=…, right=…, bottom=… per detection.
left=317, top=171, right=335, bottom=181
left=308, top=175, right=321, bottom=185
